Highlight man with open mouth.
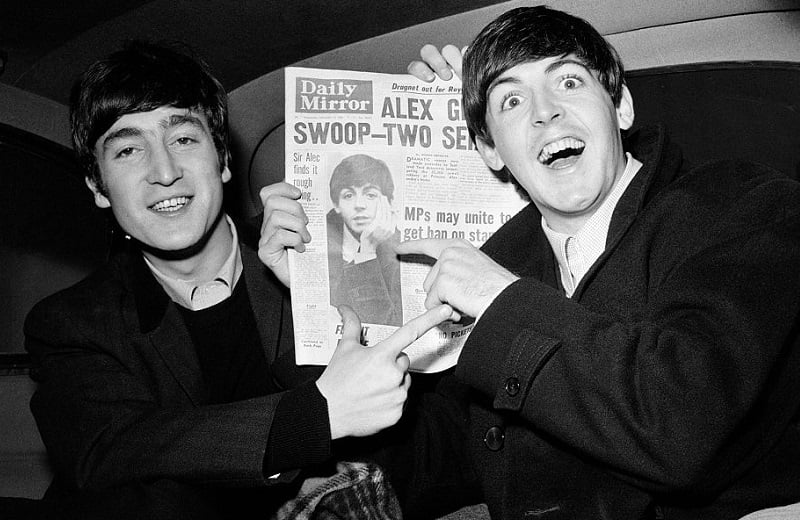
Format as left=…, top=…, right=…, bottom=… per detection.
left=387, top=5, right=800, bottom=519
left=261, top=5, right=800, bottom=519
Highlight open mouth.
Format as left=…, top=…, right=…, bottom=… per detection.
left=537, top=137, right=586, bottom=168
left=150, top=196, right=191, bottom=212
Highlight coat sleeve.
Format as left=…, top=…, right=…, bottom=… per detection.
left=456, top=168, right=800, bottom=494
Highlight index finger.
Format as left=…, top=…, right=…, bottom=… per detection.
left=395, top=238, right=462, bottom=259
left=379, top=304, right=455, bottom=357
left=259, top=182, right=300, bottom=206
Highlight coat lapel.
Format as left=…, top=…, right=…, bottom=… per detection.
left=123, top=246, right=206, bottom=405
left=120, top=224, right=288, bottom=402
left=147, top=304, right=207, bottom=404
left=241, top=241, right=286, bottom=364
left=572, top=124, right=682, bottom=299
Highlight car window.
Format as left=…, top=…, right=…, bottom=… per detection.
left=0, top=123, right=110, bottom=358
left=627, top=62, right=800, bottom=180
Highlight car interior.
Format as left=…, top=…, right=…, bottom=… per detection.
left=1, top=1, right=798, bottom=517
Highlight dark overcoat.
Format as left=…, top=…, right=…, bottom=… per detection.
left=24, top=224, right=324, bottom=517
left=399, top=125, right=800, bottom=520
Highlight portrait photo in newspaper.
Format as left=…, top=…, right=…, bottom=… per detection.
left=326, top=153, right=403, bottom=327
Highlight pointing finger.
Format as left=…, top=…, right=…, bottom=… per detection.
left=379, top=304, right=454, bottom=357
left=396, top=238, right=461, bottom=259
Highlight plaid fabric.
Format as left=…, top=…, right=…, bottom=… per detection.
left=272, top=462, right=402, bottom=520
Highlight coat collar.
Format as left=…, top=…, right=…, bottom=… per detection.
left=570, top=123, right=685, bottom=299
left=484, top=124, right=685, bottom=298
left=606, top=123, right=683, bottom=247
left=122, top=217, right=279, bottom=336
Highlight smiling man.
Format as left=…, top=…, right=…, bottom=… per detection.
left=388, top=6, right=800, bottom=519
left=88, top=107, right=233, bottom=278
left=23, top=41, right=450, bottom=519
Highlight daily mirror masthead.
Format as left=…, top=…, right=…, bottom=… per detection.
left=296, top=77, right=373, bottom=113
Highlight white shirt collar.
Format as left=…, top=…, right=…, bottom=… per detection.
left=144, top=214, right=243, bottom=310
left=542, top=153, right=643, bottom=297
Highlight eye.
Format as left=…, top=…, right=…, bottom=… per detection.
left=114, top=146, right=137, bottom=159
left=173, top=136, right=197, bottom=146
left=340, top=191, right=354, bottom=201
left=500, top=93, right=523, bottom=111
left=365, top=191, right=379, bottom=200
left=558, top=74, right=584, bottom=90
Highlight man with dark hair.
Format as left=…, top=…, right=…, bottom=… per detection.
left=266, top=6, right=800, bottom=519
left=327, top=154, right=402, bottom=327
left=24, top=41, right=450, bottom=519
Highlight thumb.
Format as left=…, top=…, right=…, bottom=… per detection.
left=379, top=304, right=455, bottom=357
left=336, top=305, right=364, bottom=351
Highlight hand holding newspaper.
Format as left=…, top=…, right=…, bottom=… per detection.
left=285, top=66, right=527, bottom=373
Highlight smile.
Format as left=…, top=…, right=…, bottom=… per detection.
left=149, top=196, right=191, bottom=212
left=538, top=137, right=586, bottom=168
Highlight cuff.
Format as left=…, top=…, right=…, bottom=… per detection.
left=264, top=380, right=332, bottom=474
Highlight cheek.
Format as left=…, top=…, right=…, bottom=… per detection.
left=104, top=185, right=135, bottom=213
left=338, top=203, right=354, bottom=216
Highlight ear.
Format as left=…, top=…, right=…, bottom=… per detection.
left=221, top=164, right=232, bottom=183
left=85, top=177, right=111, bottom=209
left=616, top=84, right=635, bottom=131
left=475, top=137, right=505, bottom=171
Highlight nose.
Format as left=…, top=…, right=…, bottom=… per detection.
left=532, top=92, right=561, bottom=127
left=148, top=146, right=182, bottom=185
left=353, top=193, right=367, bottom=209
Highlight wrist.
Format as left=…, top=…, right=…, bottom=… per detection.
left=316, top=380, right=347, bottom=440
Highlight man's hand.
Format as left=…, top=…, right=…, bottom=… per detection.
left=258, top=182, right=311, bottom=287
left=407, top=44, right=466, bottom=82
left=317, top=304, right=454, bottom=439
left=396, top=238, right=519, bottom=320
left=358, top=195, right=398, bottom=257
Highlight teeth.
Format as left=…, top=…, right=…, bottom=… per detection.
left=538, top=137, right=586, bottom=165
left=151, top=196, right=189, bottom=212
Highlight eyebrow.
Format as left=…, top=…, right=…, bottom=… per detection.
left=163, top=113, right=204, bottom=130
left=487, top=58, right=591, bottom=96
left=100, top=127, right=141, bottom=151
left=100, top=113, right=205, bottom=151
left=340, top=183, right=382, bottom=192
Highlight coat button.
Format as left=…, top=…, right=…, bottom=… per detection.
left=484, top=426, right=505, bottom=451
left=504, top=377, right=520, bottom=396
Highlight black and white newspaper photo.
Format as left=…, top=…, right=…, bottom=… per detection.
left=285, top=66, right=528, bottom=372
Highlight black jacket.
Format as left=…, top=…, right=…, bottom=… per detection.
left=399, top=125, right=800, bottom=520
left=25, top=221, right=328, bottom=518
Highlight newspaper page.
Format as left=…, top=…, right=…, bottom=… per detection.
left=285, top=66, right=527, bottom=373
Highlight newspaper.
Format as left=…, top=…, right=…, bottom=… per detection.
left=285, top=66, right=528, bottom=373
